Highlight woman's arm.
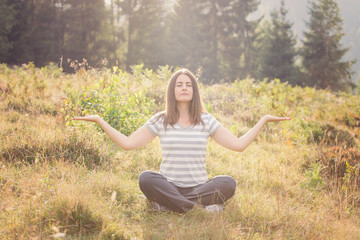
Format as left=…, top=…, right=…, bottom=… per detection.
left=73, top=115, right=155, bottom=151
left=211, top=115, right=291, bottom=152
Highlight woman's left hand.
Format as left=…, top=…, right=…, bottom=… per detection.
left=263, top=115, right=291, bottom=122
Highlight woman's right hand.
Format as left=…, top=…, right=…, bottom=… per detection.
left=72, top=115, right=101, bottom=123
left=73, top=114, right=155, bottom=151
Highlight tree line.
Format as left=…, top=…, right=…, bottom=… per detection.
left=0, top=0, right=356, bottom=91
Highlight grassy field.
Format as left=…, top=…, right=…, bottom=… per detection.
left=1, top=63, right=360, bottom=239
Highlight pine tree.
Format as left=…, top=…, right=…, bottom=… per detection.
left=31, top=0, right=59, bottom=66
left=301, top=0, right=355, bottom=91
left=0, top=0, right=15, bottom=62
left=5, top=0, right=61, bottom=66
left=356, top=74, right=360, bottom=95
left=258, top=0, right=300, bottom=85
left=6, top=0, right=35, bottom=65
left=130, top=0, right=166, bottom=69
left=167, top=0, right=220, bottom=82
left=218, top=0, right=261, bottom=81
left=62, top=0, right=110, bottom=68
left=115, top=0, right=166, bottom=71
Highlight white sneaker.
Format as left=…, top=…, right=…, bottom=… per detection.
left=205, top=204, right=224, bottom=213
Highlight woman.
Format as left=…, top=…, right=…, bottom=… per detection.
left=73, top=68, right=291, bottom=213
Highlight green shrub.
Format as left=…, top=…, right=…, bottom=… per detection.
left=80, top=87, right=154, bottom=136
left=299, top=121, right=355, bottom=147
left=302, top=162, right=325, bottom=191
left=344, top=113, right=360, bottom=128
left=320, top=147, right=360, bottom=184
left=320, top=124, right=356, bottom=147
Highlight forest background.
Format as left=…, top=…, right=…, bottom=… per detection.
left=2, top=0, right=360, bottom=239
left=0, top=0, right=359, bottom=92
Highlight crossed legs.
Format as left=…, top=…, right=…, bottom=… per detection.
left=139, top=170, right=236, bottom=213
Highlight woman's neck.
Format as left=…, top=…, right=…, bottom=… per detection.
left=176, top=102, right=191, bottom=121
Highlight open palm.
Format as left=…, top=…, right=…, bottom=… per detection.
left=72, top=115, right=101, bottom=123
left=264, top=115, right=291, bottom=122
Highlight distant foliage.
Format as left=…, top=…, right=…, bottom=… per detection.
left=0, top=0, right=15, bottom=62
left=301, top=0, right=355, bottom=91
left=0, top=0, right=358, bottom=91
left=258, top=0, right=300, bottom=85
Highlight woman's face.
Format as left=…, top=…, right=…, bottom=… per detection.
left=174, top=74, right=193, bottom=103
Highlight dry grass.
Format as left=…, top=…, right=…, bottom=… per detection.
left=1, top=64, right=360, bottom=239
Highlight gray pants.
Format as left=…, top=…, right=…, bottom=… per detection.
left=139, top=170, right=236, bottom=213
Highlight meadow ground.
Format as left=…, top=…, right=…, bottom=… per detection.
left=1, top=63, right=360, bottom=239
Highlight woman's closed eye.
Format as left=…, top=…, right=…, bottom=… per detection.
left=176, top=83, right=192, bottom=87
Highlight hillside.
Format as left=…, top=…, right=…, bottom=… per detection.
left=1, top=63, right=360, bottom=239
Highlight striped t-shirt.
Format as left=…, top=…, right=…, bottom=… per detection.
left=145, top=111, right=222, bottom=187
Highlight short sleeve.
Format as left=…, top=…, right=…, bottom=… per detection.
left=208, top=114, right=222, bottom=136
left=144, top=112, right=164, bottom=136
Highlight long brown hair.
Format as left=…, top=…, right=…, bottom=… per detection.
left=162, top=68, right=205, bottom=129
